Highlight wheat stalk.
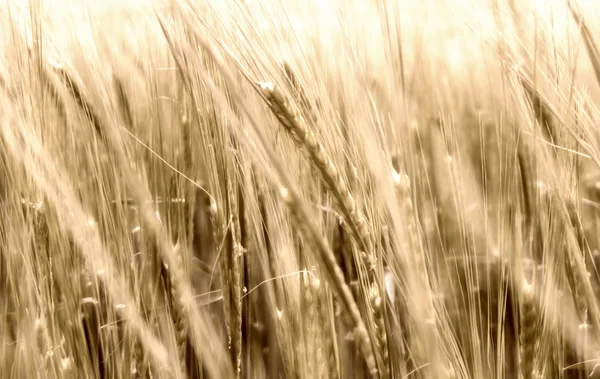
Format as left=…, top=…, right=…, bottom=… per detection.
left=257, top=81, right=375, bottom=272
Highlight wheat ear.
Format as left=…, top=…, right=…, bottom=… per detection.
left=257, top=81, right=375, bottom=271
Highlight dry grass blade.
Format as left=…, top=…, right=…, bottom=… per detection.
left=568, top=0, right=600, bottom=87
left=225, top=176, right=243, bottom=378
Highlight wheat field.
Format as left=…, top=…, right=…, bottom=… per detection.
left=2, top=0, right=600, bottom=378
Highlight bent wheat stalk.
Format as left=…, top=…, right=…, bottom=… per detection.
left=256, top=81, right=375, bottom=271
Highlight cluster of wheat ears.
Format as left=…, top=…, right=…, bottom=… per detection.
left=4, top=0, right=600, bottom=378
